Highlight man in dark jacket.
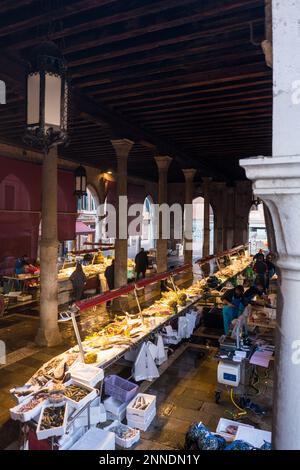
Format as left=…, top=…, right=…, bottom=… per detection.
left=253, top=254, right=268, bottom=288
left=135, top=248, right=149, bottom=280
left=104, top=259, right=115, bottom=308
left=104, top=259, right=115, bottom=291
left=70, top=263, right=87, bottom=301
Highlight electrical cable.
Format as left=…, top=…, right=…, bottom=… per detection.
left=230, top=388, right=247, bottom=417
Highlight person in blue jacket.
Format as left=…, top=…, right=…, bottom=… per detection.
left=221, top=285, right=247, bottom=335
left=244, top=282, right=268, bottom=304
left=15, top=255, right=28, bottom=275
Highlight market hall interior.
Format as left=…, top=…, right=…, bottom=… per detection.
left=0, top=0, right=299, bottom=451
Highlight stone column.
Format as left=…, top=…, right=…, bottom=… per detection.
left=96, top=175, right=109, bottom=243
left=111, top=139, right=134, bottom=287
left=202, top=177, right=211, bottom=257
left=154, top=156, right=172, bottom=273
left=263, top=203, right=276, bottom=253
left=224, top=186, right=235, bottom=250
left=213, top=182, right=226, bottom=253
left=35, top=147, right=62, bottom=347
left=182, top=169, right=196, bottom=264
left=241, top=0, right=300, bottom=450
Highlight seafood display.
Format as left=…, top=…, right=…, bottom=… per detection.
left=109, top=423, right=139, bottom=440
left=63, top=384, right=90, bottom=402
left=17, top=394, right=46, bottom=413
left=131, top=395, right=150, bottom=411
left=29, top=353, right=77, bottom=386
left=58, top=258, right=135, bottom=281
left=40, top=405, right=66, bottom=430
left=10, top=250, right=251, bottom=444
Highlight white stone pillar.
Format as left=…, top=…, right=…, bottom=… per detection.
left=182, top=169, right=196, bottom=264
left=202, top=177, right=211, bottom=257
left=241, top=158, right=300, bottom=450
left=240, top=0, right=300, bottom=449
left=111, top=139, right=134, bottom=287
left=35, top=147, right=62, bottom=347
left=224, top=186, right=235, bottom=250
left=214, top=182, right=226, bottom=253
left=154, top=156, right=172, bottom=273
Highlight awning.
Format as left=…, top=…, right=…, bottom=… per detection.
left=76, top=221, right=95, bottom=234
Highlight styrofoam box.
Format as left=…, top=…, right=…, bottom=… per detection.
left=127, top=407, right=156, bottom=432
left=64, top=379, right=98, bottom=410
left=104, top=396, right=127, bottom=421
left=10, top=394, right=46, bottom=423
left=36, top=402, right=69, bottom=441
left=235, top=427, right=271, bottom=448
left=70, top=428, right=115, bottom=450
left=106, top=410, right=126, bottom=422
left=70, top=362, right=104, bottom=388
left=216, top=418, right=255, bottom=442
left=126, top=393, right=156, bottom=419
left=73, top=398, right=106, bottom=428
left=104, top=420, right=140, bottom=449
left=10, top=384, right=40, bottom=404
left=58, top=426, right=85, bottom=450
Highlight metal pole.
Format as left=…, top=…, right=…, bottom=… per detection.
left=70, top=311, right=85, bottom=362
left=169, top=274, right=178, bottom=293
left=134, top=287, right=144, bottom=324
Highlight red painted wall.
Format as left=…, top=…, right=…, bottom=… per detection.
left=0, top=156, right=77, bottom=274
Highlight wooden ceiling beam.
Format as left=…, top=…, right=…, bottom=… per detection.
left=127, top=96, right=272, bottom=117
left=0, top=0, right=118, bottom=38
left=90, top=65, right=270, bottom=98
left=70, top=36, right=253, bottom=79
left=67, top=23, right=261, bottom=69
left=74, top=49, right=263, bottom=90
left=62, top=5, right=263, bottom=55
left=104, top=79, right=272, bottom=107
left=115, top=87, right=272, bottom=113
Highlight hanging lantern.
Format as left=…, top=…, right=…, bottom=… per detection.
left=24, top=41, right=68, bottom=151
left=74, top=165, right=87, bottom=197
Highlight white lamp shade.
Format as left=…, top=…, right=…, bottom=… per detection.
left=27, top=72, right=40, bottom=125
left=44, top=73, right=62, bottom=128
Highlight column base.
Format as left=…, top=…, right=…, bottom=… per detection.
left=35, top=326, right=62, bottom=347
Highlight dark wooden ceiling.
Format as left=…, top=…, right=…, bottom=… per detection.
left=0, top=0, right=272, bottom=182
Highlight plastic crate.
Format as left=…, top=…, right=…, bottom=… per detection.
left=104, top=375, right=138, bottom=403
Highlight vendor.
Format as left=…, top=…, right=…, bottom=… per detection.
left=15, top=255, right=29, bottom=275
left=70, top=262, right=87, bottom=301
left=244, top=282, right=268, bottom=303
left=266, top=253, right=276, bottom=289
left=253, top=249, right=265, bottom=262
left=253, top=254, right=268, bottom=288
left=104, top=259, right=115, bottom=307
left=221, top=285, right=247, bottom=335
left=135, top=248, right=149, bottom=280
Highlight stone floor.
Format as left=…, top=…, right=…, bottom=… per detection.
left=0, top=273, right=273, bottom=450
left=133, top=347, right=273, bottom=450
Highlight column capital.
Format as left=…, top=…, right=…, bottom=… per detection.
left=154, top=155, right=172, bottom=171
left=241, top=155, right=300, bottom=276
left=111, top=138, right=134, bottom=158
left=182, top=168, right=196, bottom=181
